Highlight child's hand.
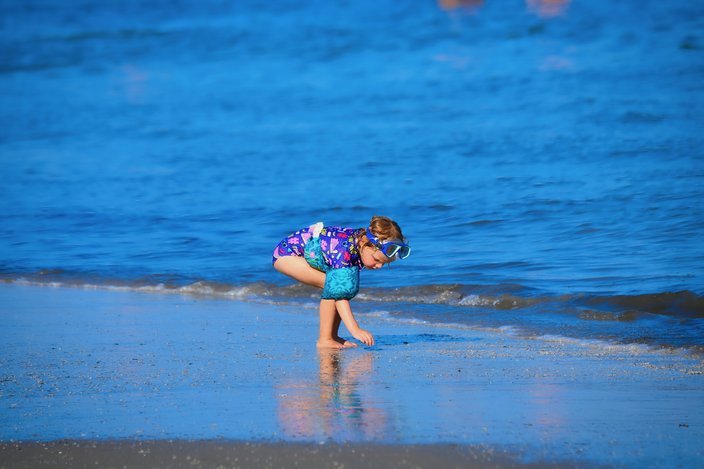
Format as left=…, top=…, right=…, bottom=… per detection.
left=353, top=328, right=375, bottom=346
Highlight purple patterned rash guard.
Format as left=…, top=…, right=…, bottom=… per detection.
left=273, top=223, right=365, bottom=300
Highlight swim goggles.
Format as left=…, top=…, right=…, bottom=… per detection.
left=365, top=227, right=411, bottom=260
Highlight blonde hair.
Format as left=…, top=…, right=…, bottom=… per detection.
left=358, top=215, right=405, bottom=250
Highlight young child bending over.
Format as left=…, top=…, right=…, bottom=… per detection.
left=272, top=216, right=410, bottom=349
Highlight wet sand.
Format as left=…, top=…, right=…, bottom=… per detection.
left=0, top=440, right=570, bottom=469
left=1, top=283, right=703, bottom=467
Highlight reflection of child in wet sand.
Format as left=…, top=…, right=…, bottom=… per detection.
left=272, top=216, right=410, bottom=349
left=277, top=351, right=389, bottom=440
left=317, top=350, right=375, bottom=420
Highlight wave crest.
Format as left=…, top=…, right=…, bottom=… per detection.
left=1, top=270, right=702, bottom=320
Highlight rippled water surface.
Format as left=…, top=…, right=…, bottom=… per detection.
left=1, top=0, right=703, bottom=348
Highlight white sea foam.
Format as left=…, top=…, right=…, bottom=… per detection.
left=536, top=334, right=661, bottom=356
left=365, top=310, right=431, bottom=326
left=361, top=309, right=702, bottom=361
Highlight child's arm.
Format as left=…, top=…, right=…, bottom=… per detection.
left=335, top=299, right=374, bottom=346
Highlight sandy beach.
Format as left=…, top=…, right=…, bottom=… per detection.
left=3, top=0, right=703, bottom=466
left=1, top=283, right=703, bottom=468
left=0, top=440, right=569, bottom=469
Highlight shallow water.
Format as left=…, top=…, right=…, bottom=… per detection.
left=2, top=284, right=703, bottom=467
left=1, top=0, right=703, bottom=349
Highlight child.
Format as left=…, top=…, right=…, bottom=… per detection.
left=272, top=216, right=410, bottom=349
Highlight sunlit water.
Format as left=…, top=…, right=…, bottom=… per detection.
left=1, top=0, right=703, bottom=349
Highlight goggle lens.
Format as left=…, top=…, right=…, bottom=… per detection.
left=366, top=227, right=410, bottom=260
left=381, top=243, right=411, bottom=260
left=397, top=245, right=411, bottom=259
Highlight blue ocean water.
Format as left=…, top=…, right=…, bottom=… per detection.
left=1, top=0, right=703, bottom=350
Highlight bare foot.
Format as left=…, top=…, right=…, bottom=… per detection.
left=335, top=336, right=358, bottom=348
left=316, top=338, right=358, bottom=349
left=316, top=338, right=345, bottom=349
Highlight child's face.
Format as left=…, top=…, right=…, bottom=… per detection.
left=361, top=246, right=392, bottom=270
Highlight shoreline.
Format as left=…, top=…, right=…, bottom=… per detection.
left=1, top=283, right=703, bottom=467
left=0, top=440, right=573, bottom=469
left=0, top=279, right=704, bottom=356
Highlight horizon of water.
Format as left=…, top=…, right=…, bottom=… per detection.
left=1, top=0, right=703, bottom=351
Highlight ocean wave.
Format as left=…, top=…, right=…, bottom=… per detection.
left=2, top=270, right=702, bottom=321
left=2, top=275, right=279, bottom=301
left=357, top=285, right=545, bottom=310
left=581, top=291, right=704, bottom=319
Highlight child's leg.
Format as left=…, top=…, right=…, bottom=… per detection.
left=318, top=299, right=338, bottom=348
left=332, top=313, right=342, bottom=338
left=273, top=256, right=324, bottom=288
left=274, top=257, right=354, bottom=348
left=318, top=300, right=355, bottom=348
left=318, top=300, right=357, bottom=349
